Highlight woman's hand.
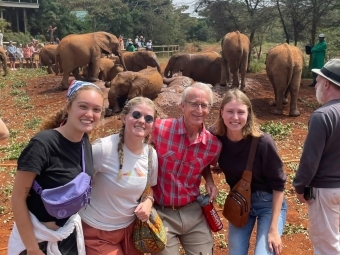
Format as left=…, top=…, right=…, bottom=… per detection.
left=268, top=228, right=282, bottom=254
left=134, top=198, right=153, bottom=222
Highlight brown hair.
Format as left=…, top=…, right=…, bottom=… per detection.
left=117, top=97, right=157, bottom=179
left=39, top=85, right=104, bottom=130
left=211, top=88, right=261, bottom=138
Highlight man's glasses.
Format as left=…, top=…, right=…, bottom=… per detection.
left=131, top=111, right=154, bottom=124
left=185, top=101, right=211, bottom=110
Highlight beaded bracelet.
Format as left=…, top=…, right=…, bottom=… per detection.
left=145, top=195, right=154, bottom=204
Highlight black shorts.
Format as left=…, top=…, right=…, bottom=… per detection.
left=8, top=53, right=15, bottom=62
left=19, top=229, right=78, bottom=255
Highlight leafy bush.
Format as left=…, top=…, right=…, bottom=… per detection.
left=3, top=32, right=33, bottom=46
left=249, top=58, right=265, bottom=73
left=260, top=121, right=292, bottom=139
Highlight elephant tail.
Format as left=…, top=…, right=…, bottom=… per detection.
left=55, top=53, right=60, bottom=75
left=284, top=43, right=294, bottom=88
left=237, top=31, right=243, bottom=69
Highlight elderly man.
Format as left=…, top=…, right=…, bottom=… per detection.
left=151, top=82, right=222, bottom=255
left=7, top=41, right=17, bottom=71
left=308, top=34, right=327, bottom=87
left=294, top=59, right=340, bottom=254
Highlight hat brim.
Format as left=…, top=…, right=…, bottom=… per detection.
left=312, top=68, right=340, bottom=87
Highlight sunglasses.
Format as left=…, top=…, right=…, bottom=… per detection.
left=131, top=111, right=154, bottom=123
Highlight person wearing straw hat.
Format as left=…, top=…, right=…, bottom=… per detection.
left=308, top=34, right=327, bottom=87
left=294, top=59, right=340, bottom=255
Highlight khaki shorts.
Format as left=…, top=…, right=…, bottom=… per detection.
left=33, top=53, right=39, bottom=61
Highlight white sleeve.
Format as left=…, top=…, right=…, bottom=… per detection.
left=92, top=138, right=104, bottom=174
left=150, top=148, right=158, bottom=187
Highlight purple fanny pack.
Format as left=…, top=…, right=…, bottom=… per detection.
left=32, top=139, right=92, bottom=219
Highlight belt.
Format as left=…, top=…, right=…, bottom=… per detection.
left=154, top=202, right=193, bottom=210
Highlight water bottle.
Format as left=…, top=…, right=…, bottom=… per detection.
left=197, top=194, right=223, bottom=232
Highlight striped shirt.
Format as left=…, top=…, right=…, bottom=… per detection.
left=151, top=117, right=222, bottom=206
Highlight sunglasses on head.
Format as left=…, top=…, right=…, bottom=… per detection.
left=131, top=111, right=154, bottom=123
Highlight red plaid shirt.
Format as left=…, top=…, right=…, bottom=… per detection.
left=151, top=117, right=222, bottom=206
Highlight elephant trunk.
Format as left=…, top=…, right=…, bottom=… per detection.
left=117, top=50, right=128, bottom=71
left=0, top=52, right=8, bottom=76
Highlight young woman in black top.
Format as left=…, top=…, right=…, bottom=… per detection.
left=210, top=88, right=287, bottom=255
left=9, top=81, right=104, bottom=255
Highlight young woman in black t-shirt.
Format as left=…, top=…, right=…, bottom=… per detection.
left=8, top=81, right=104, bottom=255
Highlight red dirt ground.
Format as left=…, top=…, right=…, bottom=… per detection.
left=0, top=56, right=317, bottom=254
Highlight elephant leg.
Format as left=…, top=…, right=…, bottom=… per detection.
left=231, top=71, right=239, bottom=89
left=220, top=58, right=228, bottom=86
left=283, top=89, right=289, bottom=105
left=61, top=72, right=70, bottom=90
left=72, top=67, right=82, bottom=80
left=288, top=71, right=301, bottom=117
left=267, top=72, right=277, bottom=106
left=47, top=64, right=53, bottom=74
left=87, top=57, right=100, bottom=81
left=273, top=84, right=286, bottom=115
left=240, top=54, right=248, bottom=91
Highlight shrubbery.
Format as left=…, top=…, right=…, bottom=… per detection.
left=3, top=32, right=34, bottom=46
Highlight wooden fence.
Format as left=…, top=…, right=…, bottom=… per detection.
left=152, top=45, right=179, bottom=57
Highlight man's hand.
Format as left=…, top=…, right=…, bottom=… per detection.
left=205, top=181, right=218, bottom=202
left=296, top=192, right=307, bottom=204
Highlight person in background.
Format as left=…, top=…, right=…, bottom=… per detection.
left=118, top=35, right=124, bottom=50
left=80, top=97, right=158, bottom=255
left=126, top=39, right=136, bottom=52
left=32, top=43, right=42, bottom=68
left=210, top=88, right=287, bottom=255
left=0, top=30, right=3, bottom=46
left=47, top=25, right=57, bottom=44
left=16, top=43, right=24, bottom=69
left=7, top=41, right=17, bottom=71
left=146, top=40, right=153, bottom=51
left=23, top=43, right=33, bottom=68
left=0, top=118, right=9, bottom=140
left=308, top=34, right=327, bottom=87
left=55, top=38, right=60, bottom=45
left=8, top=81, right=104, bottom=255
left=151, top=82, right=222, bottom=255
left=294, top=59, right=340, bottom=255
left=134, top=35, right=139, bottom=49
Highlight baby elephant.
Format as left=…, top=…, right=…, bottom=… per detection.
left=106, top=66, right=163, bottom=113
left=266, top=43, right=304, bottom=117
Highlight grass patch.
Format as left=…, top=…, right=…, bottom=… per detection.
left=283, top=223, right=308, bottom=236
left=0, top=183, right=13, bottom=198
left=287, top=162, right=299, bottom=172
left=9, top=129, right=20, bottom=139
left=10, top=80, right=27, bottom=89
left=24, top=116, right=42, bottom=130
left=249, top=58, right=265, bottom=73
left=1, top=141, right=29, bottom=160
left=260, top=121, right=291, bottom=139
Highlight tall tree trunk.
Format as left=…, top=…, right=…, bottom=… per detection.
left=276, top=0, right=289, bottom=44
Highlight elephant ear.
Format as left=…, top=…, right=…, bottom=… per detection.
left=129, top=76, right=149, bottom=99
left=94, top=32, right=116, bottom=54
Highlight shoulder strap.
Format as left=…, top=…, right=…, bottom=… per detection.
left=140, top=145, right=153, bottom=201
left=245, top=137, right=259, bottom=172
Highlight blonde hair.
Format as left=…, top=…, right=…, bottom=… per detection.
left=117, top=97, right=157, bottom=179
left=181, top=82, right=214, bottom=105
left=40, top=85, right=104, bottom=130
left=211, top=88, right=261, bottom=138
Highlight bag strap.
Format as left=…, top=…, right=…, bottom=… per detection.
left=140, top=145, right=153, bottom=201
left=245, top=137, right=259, bottom=172
left=32, top=137, right=86, bottom=195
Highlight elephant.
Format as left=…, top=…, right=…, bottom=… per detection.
left=106, top=66, right=163, bottom=114
left=266, top=43, right=304, bottom=117
left=55, top=32, right=127, bottom=90
left=114, top=51, right=161, bottom=74
left=0, top=46, right=8, bottom=76
left=162, top=72, right=194, bottom=93
left=220, top=31, right=250, bottom=91
left=39, top=44, right=58, bottom=74
left=82, top=58, right=124, bottom=86
left=163, top=51, right=221, bottom=86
